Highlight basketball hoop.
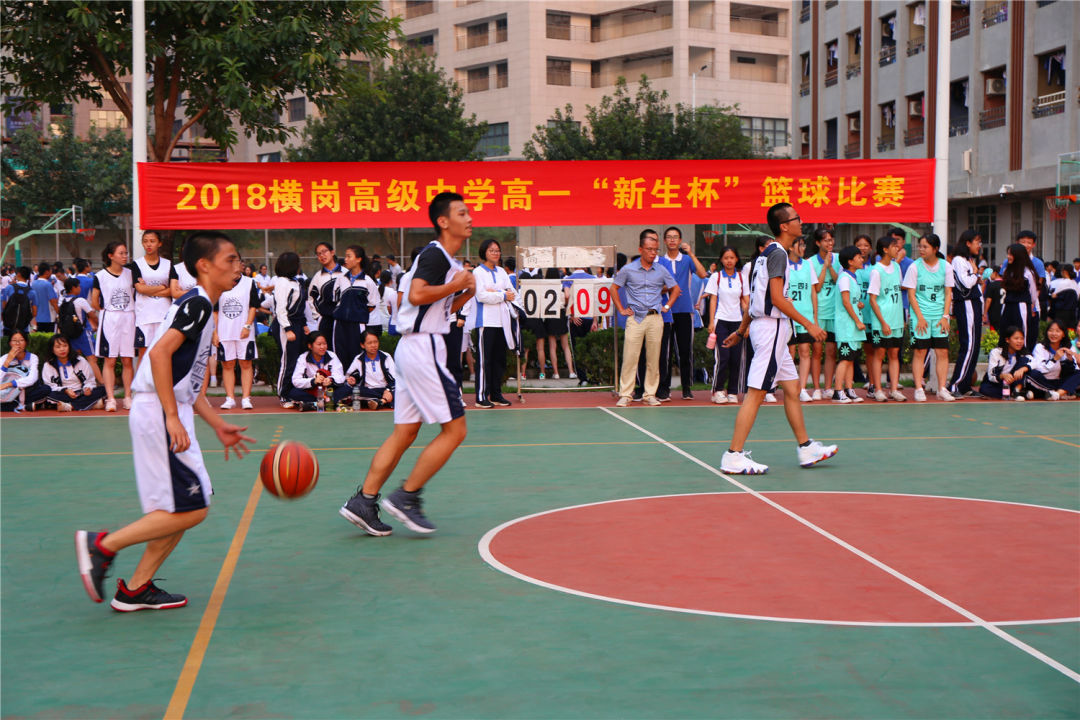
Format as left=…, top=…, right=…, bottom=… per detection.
left=76, top=227, right=96, bottom=242
left=0, top=218, right=10, bottom=238
left=703, top=229, right=720, bottom=246
left=1045, top=195, right=1074, bottom=222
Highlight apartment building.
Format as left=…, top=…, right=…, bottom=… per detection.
left=793, top=0, right=1079, bottom=265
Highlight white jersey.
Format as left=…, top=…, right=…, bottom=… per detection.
left=42, top=355, right=98, bottom=392
left=291, top=350, right=346, bottom=389
left=748, top=242, right=789, bottom=320
left=703, top=269, right=747, bottom=322
left=171, top=263, right=198, bottom=293
left=131, top=257, right=173, bottom=324
left=396, top=241, right=462, bottom=335
left=346, top=350, right=396, bottom=390
left=93, top=268, right=135, bottom=313
left=132, top=286, right=215, bottom=406
left=216, top=276, right=260, bottom=341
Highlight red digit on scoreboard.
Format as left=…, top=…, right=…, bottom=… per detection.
left=576, top=287, right=591, bottom=316
left=597, top=286, right=611, bottom=314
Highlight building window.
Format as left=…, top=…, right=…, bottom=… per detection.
left=287, top=97, right=306, bottom=123
left=949, top=79, right=969, bottom=136
left=904, top=93, right=924, bottom=146
left=1034, top=48, right=1066, bottom=118
left=799, top=0, right=810, bottom=24
left=89, top=110, right=127, bottom=130
left=257, top=152, right=281, bottom=163
left=730, top=52, right=781, bottom=83
left=495, top=17, right=507, bottom=43
left=824, top=40, right=838, bottom=86
left=844, top=112, right=860, bottom=158
left=799, top=52, right=810, bottom=96
left=981, top=2, right=1007, bottom=28
left=546, top=12, right=570, bottom=40
left=740, top=116, right=788, bottom=152
left=476, top=122, right=509, bottom=158
left=878, top=101, right=896, bottom=151
left=980, top=67, right=1006, bottom=130
left=879, top=14, right=897, bottom=66
left=799, top=125, right=810, bottom=159
left=823, top=117, right=837, bottom=158
left=408, top=33, right=435, bottom=57
left=968, top=205, right=997, bottom=266
left=1011, top=202, right=1023, bottom=243
left=1030, top=200, right=1044, bottom=252
left=951, top=2, right=970, bottom=39
left=467, top=66, right=489, bottom=93
left=495, top=62, right=508, bottom=89
left=547, top=58, right=571, bottom=86
left=846, top=29, right=861, bottom=79
left=404, top=0, right=435, bottom=20
left=907, top=2, right=926, bottom=56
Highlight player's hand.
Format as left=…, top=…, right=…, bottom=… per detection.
left=505, top=289, right=515, bottom=301
left=216, top=423, right=255, bottom=460
left=571, top=315, right=581, bottom=325
left=286, top=330, right=296, bottom=342
left=915, top=318, right=928, bottom=334
left=856, top=321, right=866, bottom=331
left=456, top=318, right=465, bottom=328
left=619, top=307, right=633, bottom=317
left=1001, top=372, right=1013, bottom=384
left=808, top=323, right=827, bottom=343
left=881, top=323, right=891, bottom=336
left=211, top=331, right=219, bottom=346
left=453, top=270, right=475, bottom=292
left=66, top=389, right=78, bottom=398
left=857, top=301, right=864, bottom=310
left=382, top=390, right=392, bottom=402
left=938, top=317, right=950, bottom=333
left=721, top=331, right=742, bottom=348
left=240, top=326, right=250, bottom=339
left=166, top=415, right=190, bottom=453
left=83, top=387, right=93, bottom=396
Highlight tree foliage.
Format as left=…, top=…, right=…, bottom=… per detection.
left=1, top=119, right=132, bottom=230
left=288, top=48, right=488, bottom=162
left=523, top=77, right=755, bottom=161
left=0, top=1, right=399, bottom=163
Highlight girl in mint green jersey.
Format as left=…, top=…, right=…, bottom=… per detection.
left=787, top=236, right=819, bottom=400
left=868, top=235, right=906, bottom=401
left=854, top=234, right=875, bottom=394
left=833, top=246, right=866, bottom=402
left=808, top=228, right=840, bottom=399
left=902, top=233, right=955, bottom=401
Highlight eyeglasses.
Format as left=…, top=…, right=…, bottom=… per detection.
left=783, top=215, right=801, bottom=224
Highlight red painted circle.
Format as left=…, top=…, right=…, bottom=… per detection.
left=483, top=493, right=1080, bottom=624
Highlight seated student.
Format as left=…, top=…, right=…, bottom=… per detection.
left=57, top=276, right=103, bottom=384
left=1024, top=320, right=1080, bottom=400
left=288, top=331, right=350, bottom=410
left=1049, top=265, right=1078, bottom=328
left=40, top=334, right=106, bottom=411
left=0, top=329, right=48, bottom=412
left=345, top=331, right=396, bottom=410
left=979, top=326, right=1031, bottom=400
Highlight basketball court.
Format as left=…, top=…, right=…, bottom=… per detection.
left=2, top=399, right=1078, bottom=718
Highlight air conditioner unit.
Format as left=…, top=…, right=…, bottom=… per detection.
left=848, top=116, right=860, bottom=132
left=800, top=129, right=810, bottom=144
left=986, top=77, right=1006, bottom=95
left=908, top=98, right=922, bottom=116
left=962, top=148, right=974, bottom=174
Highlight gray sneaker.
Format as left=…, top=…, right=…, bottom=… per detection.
left=339, top=491, right=393, bottom=536
left=381, top=487, right=437, bottom=534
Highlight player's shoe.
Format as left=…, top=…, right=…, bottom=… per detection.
left=811, top=389, right=823, bottom=401
left=75, top=530, right=115, bottom=603
left=799, top=389, right=812, bottom=402
left=241, top=397, right=254, bottom=410
left=711, top=391, right=727, bottom=404
left=873, top=389, right=889, bottom=402
left=832, top=391, right=851, bottom=404
left=798, top=440, right=838, bottom=468
left=644, top=396, right=662, bottom=406
left=491, top=397, right=512, bottom=407
left=682, top=391, right=694, bottom=400
left=220, top=397, right=236, bottom=409
left=110, top=579, right=187, bottom=612
left=937, top=388, right=956, bottom=402
left=616, top=397, right=630, bottom=407
left=764, top=393, right=777, bottom=403
left=382, top=487, right=436, bottom=534
left=1048, top=390, right=1061, bottom=401
left=474, top=400, right=494, bottom=409
left=104, top=399, right=117, bottom=412
left=280, top=400, right=295, bottom=409
left=890, top=390, right=907, bottom=402
left=913, top=388, right=927, bottom=402
left=122, top=396, right=132, bottom=410
left=57, top=401, right=73, bottom=412
left=721, top=450, right=768, bottom=475
left=727, top=393, right=740, bottom=403
left=845, top=389, right=864, bottom=403
left=339, top=492, right=393, bottom=536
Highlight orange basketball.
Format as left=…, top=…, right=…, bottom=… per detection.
left=259, top=441, right=319, bottom=499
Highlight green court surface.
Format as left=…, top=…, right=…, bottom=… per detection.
left=2, top=401, right=1079, bottom=719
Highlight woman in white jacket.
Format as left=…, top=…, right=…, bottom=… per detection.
left=272, top=252, right=308, bottom=407
left=1024, top=320, right=1080, bottom=399
left=288, top=332, right=350, bottom=410
left=41, top=334, right=106, bottom=411
left=472, top=239, right=516, bottom=408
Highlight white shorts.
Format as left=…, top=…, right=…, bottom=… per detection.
left=218, top=338, right=258, bottom=362
left=96, top=310, right=136, bottom=358
left=746, top=317, right=798, bottom=390
left=129, top=394, right=212, bottom=514
left=393, top=333, right=465, bottom=425
left=135, top=321, right=161, bottom=349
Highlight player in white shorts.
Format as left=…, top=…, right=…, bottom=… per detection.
left=340, top=192, right=476, bottom=536
left=719, top=203, right=838, bottom=475
left=92, top=242, right=136, bottom=411
left=129, top=230, right=173, bottom=358
left=76, top=231, right=253, bottom=613
left=214, top=272, right=260, bottom=409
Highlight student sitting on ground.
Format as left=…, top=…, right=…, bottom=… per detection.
left=40, top=334, right=106, bottom=411
left=289, top=331, right=350, bottom=411
left=1024, top=320, right=1080, bottom=400
left=345, top=331, right=396, bottom=410
left=0, top=329, right=48, bottom=411
left=979, top=326, right=1031, bottom=400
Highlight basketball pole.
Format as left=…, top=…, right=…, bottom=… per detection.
left=131, top=0, right=147, bottom=259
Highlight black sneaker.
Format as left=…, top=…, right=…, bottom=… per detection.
left=474, top=400, right=494, bottom=409
left=631, top=392, right=643, bottom=402
left=110, top=578, right=188, bottom=612
left=381, top=487, right=436, bottom=534
left=491, top=397, right=512, bottom=407
left=75, top=530, right=115, bottom=603
left=339, top=491, right=393, bottom=536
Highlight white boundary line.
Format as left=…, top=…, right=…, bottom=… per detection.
left=477, top=407, right=1080, bottom=684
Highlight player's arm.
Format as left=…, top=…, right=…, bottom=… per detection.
left=91, top=286, right=102, bottom=313
left=148, top=328, right=190, bottom=451
left=611, top=281, right=632, bottom=317
left=193, top=391, right=254, bottom=460
left=410, top=269, right=474, bottom=307
left=681, top=243, right=708, bottom=278
left=770, top=277, right=824, bottom=341
left=840, top=288, right=864, bottom=331
left=664, top=282, right=681, bottom=308
left=868, top=292, right=888, bottom=335
left=940, top=285, right=953, bottom=332
left=907, top=287, right=926, bottom=332
left=810, top=280, right=819, bottom=323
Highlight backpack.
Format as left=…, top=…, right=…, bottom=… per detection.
left=2, top=285, right=32, bottom=331
left=57, top=297, right=84, bottom=340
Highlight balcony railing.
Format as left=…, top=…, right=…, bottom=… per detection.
left=546, top=24, right=589, bottom=41
left=404, top=1, right=434, bottom=20
left=979, top=106, right=1006, bottom=130
left=467, top=75, right=489, bottom=93
left=823, top=148, right=838, bottom=159
left=877, top=136, right=896, bottom=152
left=457, top=27, right=508, bottom=50
left=982, top=2, right=1007, bottom=28
left=1033, top=91, right=1067, bottom=118
left=689, top=11, right=714, bottom=30
left=949, top=118, right=970, bottom=137
left=799, top=80, right=810, bottom=97
left=824, top=0, right=838, bottom=8
left=547, top=70, right=591, bottom=87
left=907, top=37, right=925, bottom=56
left=825, top=68, right=838, bottom=87
left=591, top=14, right=672, bottom=42
left=879, top=44, right=896, bottom=66
left=730, top=15, right=786, bottom=37
left=903, top=128, right=924, bottom=146
left=800, top=5, right=810, bottom=23
left=951, top=15, right=970, bottom=39
left=846, top=62, right=861, bottom=79
left=844, top=141, right=860, bottom=159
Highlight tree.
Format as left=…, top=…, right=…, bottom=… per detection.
left=523, top=77, right=755, bottom=161
left=288, top=48, right=488, bottom=162
left=0, top=120, right=132, bottom=258
left=0, top=1, right=398, bottom=163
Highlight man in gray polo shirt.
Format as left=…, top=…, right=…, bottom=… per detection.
left=612, top=229, right=680, bottom=406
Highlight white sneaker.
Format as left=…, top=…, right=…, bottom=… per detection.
left=832, top=392, right=852, bottom=404
left=241, top=397, right=254, bottom=409
left=616, top=397, right=630, bottom=407
left=57, top=401, right=73, bottom=412
left=727, top=393, right=740, bottom=403
left=799, top=389, right=812, bottom=402
left=764, top=393, right=777, bottom=403
left=221, top=397, right=236, bottom=409
left=1025, top=391, right=1034, bottom=400
left=552, top=373, right=560, bottom=379
left=914, top=388, right=927, bottom=402
left=845, top=389, right=864, bottom=403
left=711, top=391, right=728, bottom=404
left=811, top=389, right=823, bottom=401
left=568, top=372, right=577, bottom=379
left=644, top=396, right=661, bottom=406
left=721, top=450, right=768, bottom=475
left=798, top=440, right=838, bottom=468
left=1014, top=394, right=1026, bottom=401
left=937, top=388, right=956, bottom=402
left=873, top=389, right=888, bottom=402
left=104, top=399, right=117, bottom=412
left=122, top=396, right=132, bottom=410
left=890, top=390, right=907, bottom=402
left=1048, top=390, right=1061, bottom=401
left=92, top=399, right=104, bottom=410
left=280, top=400, right=295, bottom=409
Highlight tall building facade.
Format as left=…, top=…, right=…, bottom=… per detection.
left=793, top=0, right=1079, bottom=266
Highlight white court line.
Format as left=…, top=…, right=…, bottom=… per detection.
left=597, top=406, right=1080, bottom=684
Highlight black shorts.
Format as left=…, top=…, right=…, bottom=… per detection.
left=837, top=341, right=862, bottom=361
left=911, top=336, right=949, bottom=350
left=871, top=331, right=903, bottom=349
left=543, top=316, right=568, bottom=337
left=524, top=317, right=548, bottom=339
left=788, top=331, right=813, bottom=346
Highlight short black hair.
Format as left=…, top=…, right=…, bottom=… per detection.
left=639, top=229, right=658, bottom=246
left=477, top=238, right=501, bottom=263
left=429, top=192, right=465, bottom=233
left=504, top=257, right=516, bottom=272
left=275, top=251, right=300, bottom=279
left=766, top=203, right=794, bottom=236
left=75, top=258, right=90, bottom=273
left=37, top=262, right=51, bottom=275
left=662, top=226, right=682, bottom=239
left=182, top=231, right=233, bottom=277
left=875, top=235, right=894, bottom=257
left=888, top=226, right=905, bottom=239
left=101, top=241, right=126, bottom=267
left=64, top=277, right=81, bottom=293
left=838, top=245, right=860, bottom=270
left=1016, top=229, right=1037, bottom=242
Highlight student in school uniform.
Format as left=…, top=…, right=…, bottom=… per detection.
left=902, top=233, right=955, bottom=402
left=704, top=246, right=748, bottom=404
left=40, top=334, right=106, bottom=411
left=75, top=231, right=254, bottom=612
left=129, top=230, right=173, bottom=358
left=214, top=269, right=260, bottom=410
left=272, top=252, right=309, bottom=407
left=346, top=331, right=396, bottom=410
left=657, top=226, right=708, bottom=400
left=997, top=243, right=1040, bottom=353
left=785, top=236, right=819, bottom=402
left=74, top=259, right=95, bottom=302
left=853, top=235, right=874, bottom=392
left=979, top=326, right=1031, bottom=400
left=948, top=230, right=984, bottom=397
left=473, top=239, right=516, bottom=408
left=340, top=192, right=476, bottom=536
left=57, top=276, right=103, bottom=384
left=0, top=329, right=49, bottom=412
left=1024, top=320, right=1080, bottom=399
left=309, top=242, right=343, bottom=348
left=331, top=245, right=379, bottom=371
left=867, top=236, right=906, bottom=402
left=288, top=331, right=350, bottom=410
left=808, top=227, right=840, bottom=401
left=832, top=246, right=867, bottom=403
left=30, top=263, right=59, bottom=333
left=169, top=252, right=199, bottom=298
left=92, top=242, right=137, bottom=411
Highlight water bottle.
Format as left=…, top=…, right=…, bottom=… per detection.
left=352, top=384, right=362, bottom=411
left=316, top=384, right=325, bottom=412
left=706, top=332, right=717, bottom=350
left=1001, top=383, right=1010, bottom=399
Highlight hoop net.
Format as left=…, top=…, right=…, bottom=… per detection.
left=1045, top=196, right=1075, bottom=222
left=0, top=218, right=10, bottom=238
left=703, top=229, right=720, bottom=245
left=76, top=227, right=96, bottom=241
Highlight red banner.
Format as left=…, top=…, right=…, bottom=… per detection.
left=138, top=159, right=935, bottom=229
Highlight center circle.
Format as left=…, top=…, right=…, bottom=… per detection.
left=479, top=492, right=1080, bottom=626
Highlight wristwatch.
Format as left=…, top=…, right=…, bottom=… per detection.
left=662, top=304, right=670, bottom=313
left=242, top=323, right=252, bottom=329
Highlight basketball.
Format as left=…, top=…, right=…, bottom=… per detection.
left=260, top=441, right=319, bottom=499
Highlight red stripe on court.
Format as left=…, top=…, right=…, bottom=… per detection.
left=487, top=493, right=1080, bottom=624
